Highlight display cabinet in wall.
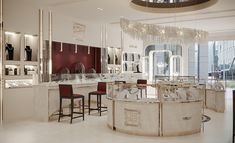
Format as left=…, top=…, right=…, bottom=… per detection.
left=122, top=52, right=141, bottom=73
left=107, top=47, right=122, bottom=73
left=2, top=31, right=39, bottom=88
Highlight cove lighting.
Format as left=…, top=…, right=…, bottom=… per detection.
left=5, top=31, right=16, bottom=35
left=24, top=34, right=34, bottom=38
left=97, top=7, right=103, bottom=11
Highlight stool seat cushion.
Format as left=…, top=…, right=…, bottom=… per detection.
left=89, top=91, right=106, bottom=95
left=73, top=94, right=84, bottom=98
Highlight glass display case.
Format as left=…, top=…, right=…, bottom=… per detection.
left=106, top=81, right=203, bottom=137
left=155, top=75, right=196, bottom=83
left=107, top=82, right=156, bottom=100
left=153, top=76, right=203, bottom=102
left=50, top=73, right=143, bottom=84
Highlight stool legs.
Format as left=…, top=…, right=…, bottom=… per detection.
left=58, top=97, right=62, bottom=122
left=145, top=88, right=147, bottom=98
left=140, top=89, right=143, bottom=99
left=88, top=94, right=105, bottom=116
left=88, top=94, right=91, bottom=115
left=97, top=95, right=99, bottom=111
left=70, top=98, right=74, bottom=124
left=82, top=97, right=84, bottom=120
left=58, top=97, right=84, bottom=123
left=99, top=95, right=102, bottom=116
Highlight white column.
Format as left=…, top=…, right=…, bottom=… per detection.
left=187, top=44, right=196, bottom=76
left=48, top=11, right=52, bottom=82
left=198, top=41, right=209, bottom=81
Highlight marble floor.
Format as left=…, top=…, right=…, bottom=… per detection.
left=0, top=88, right=233, bottom=143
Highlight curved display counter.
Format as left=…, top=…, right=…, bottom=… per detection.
left=107, top=83, right=203, bottom=136
left=33, top=73, right=143, bottom=122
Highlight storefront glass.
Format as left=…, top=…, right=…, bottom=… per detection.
left=208, top=40, right=235, bottom=87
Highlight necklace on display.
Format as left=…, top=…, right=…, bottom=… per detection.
left=6, top=44, right=14, bottom=50
left=25, top=46, right=32, bottom=51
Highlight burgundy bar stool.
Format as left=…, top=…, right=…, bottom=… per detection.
left=88, top=82, right=107, bottom=116
left=137, top=79, right=147, bottom=98
left=58, top=84, right=85, bottom=124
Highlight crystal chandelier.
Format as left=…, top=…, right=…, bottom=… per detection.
left=120, top=18, right=208, bottom=44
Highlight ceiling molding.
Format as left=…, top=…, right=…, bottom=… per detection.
left=48, top=0, right=87, bottom=7
left=110, top=9, right=235, bottom=24
left=152, top=14, right=235, bottom=25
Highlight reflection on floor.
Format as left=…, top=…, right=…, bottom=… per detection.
left=0, top=88, right=233, bottom=143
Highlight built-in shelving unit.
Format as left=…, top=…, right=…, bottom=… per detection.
left=107, top=47, right=122, bottom=73
left=3, top=31, right=39, bottom=88
left=122, top=52, right=141, bottom=73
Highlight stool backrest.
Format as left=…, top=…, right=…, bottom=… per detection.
left=59, top=84, right=73, bottom=97
left=97, top=82, right=106, bottom=92
left=137, top=79, right=147, bottom=84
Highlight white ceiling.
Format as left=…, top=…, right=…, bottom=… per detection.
left=36, top=0, right=235, bottom=33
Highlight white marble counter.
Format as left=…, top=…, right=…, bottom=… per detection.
left=33, top=81, right=98, bottom=122
left=107, top=98, right=160, bottom=136
left=107, top=98, right=202, bottom=136
left=206, top=89, right=225, bottom=112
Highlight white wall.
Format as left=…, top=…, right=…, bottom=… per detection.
left=3, top=0, right=104, bottom=47
left=3, top=88, right=34, bottom=123
left=51, top=12, right=103, bottom=47
left=106, top=24, right=121, bottom=48
left=3, top=0, right=39, bottom=35
left=106, top=23, right=143, bottom=53
left=209, top=31, right=235, bottom=41
left=123, top=33, right=143, bottom=54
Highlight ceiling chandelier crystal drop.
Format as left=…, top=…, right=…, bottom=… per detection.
left=120, top=18, right=208, bottom=44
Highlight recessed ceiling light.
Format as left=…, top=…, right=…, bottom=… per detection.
left=97, top=7, right=103, bottom=11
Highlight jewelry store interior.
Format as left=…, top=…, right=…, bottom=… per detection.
left=0, top=0, right=235, bottom=143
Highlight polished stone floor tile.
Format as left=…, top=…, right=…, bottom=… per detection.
left=0, top=88, right=233, bottom=143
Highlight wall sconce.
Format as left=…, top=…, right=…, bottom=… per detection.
left=88, top=45, right=90, bottom=54
left=5, top=31, right=16, bottom=35
left=24, top=34, right=34, bottom=38
left=75, top=45, right=78, bottom=53
left=60, top=42, right=63, bottom=52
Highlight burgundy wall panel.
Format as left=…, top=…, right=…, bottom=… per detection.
left=52, top=41, right=101, bottom=74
